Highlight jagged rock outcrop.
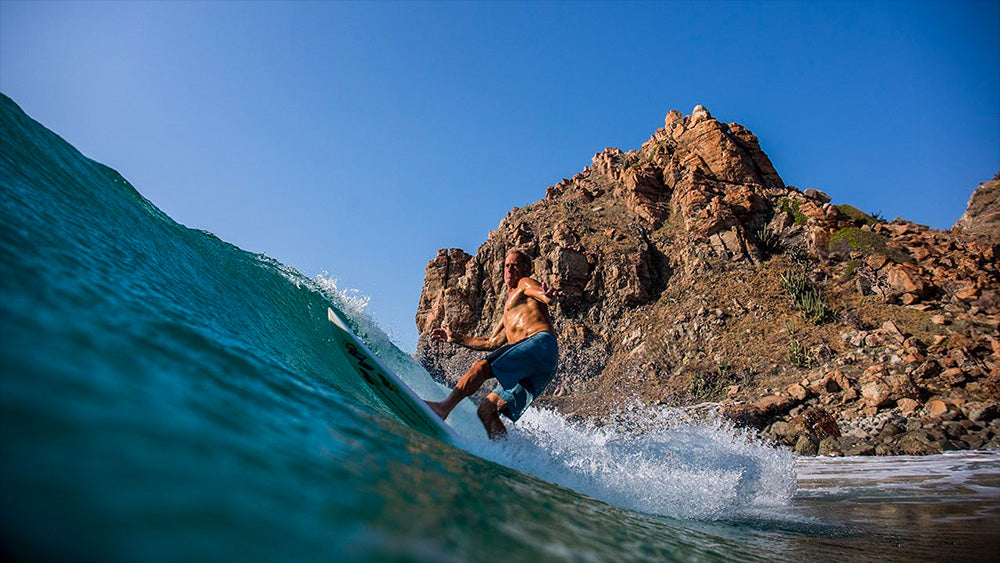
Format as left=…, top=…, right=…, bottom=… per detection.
left=953, top=175, right=1000, bottom=243
left=415, top=105, right=1000, bottom=455
left=414, top=248, right=477, bottom=335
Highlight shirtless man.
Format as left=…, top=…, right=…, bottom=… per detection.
left=425, top=250, right=561, bottom=439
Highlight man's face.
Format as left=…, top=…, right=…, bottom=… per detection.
left=504, top=254, right=526, bottom=286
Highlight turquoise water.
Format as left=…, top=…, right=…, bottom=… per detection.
left=1, top=92, right=997, bottom=562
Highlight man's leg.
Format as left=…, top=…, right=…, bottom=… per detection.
left=477, top=393, right=508, bottom=440
left=425, top=359, right=492, bottom=420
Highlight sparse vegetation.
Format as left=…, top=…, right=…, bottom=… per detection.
left=787, top=246, right=811, bottom=264
left=686, top=371, right=722, bottom=401
left=785, top=323, right=814, bottom=367
left=778, top=197, right=808, bottom=226
left=755, top=226, right=782, bottom=257
left=836, top=204, right=878, bottom=226
left=781, top=269, right=833, bottom=323
left=686, top=362, right=749, bottom=401
left=829, top=227, right=883, bottom=253
left=780, top=268, right=807, bottom=296
left=844, top=259, right=860, bottom=278
left=828, top=227, right=908, bottom=263
left=800, top=287, right=833, bottom=323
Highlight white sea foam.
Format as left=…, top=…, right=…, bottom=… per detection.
left=463, top=404, right=797, bottom=521
left=314, top=273, right=371, bottom=317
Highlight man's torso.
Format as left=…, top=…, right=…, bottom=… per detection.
left=502, top=278, right=554, bottom=344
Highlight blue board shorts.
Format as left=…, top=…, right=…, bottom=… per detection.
left=485, top=331, right=559, bottom=422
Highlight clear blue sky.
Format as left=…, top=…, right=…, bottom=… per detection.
left=2, top=1, right=997, bottom=352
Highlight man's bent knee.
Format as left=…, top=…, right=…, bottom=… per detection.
left=471, top=359, right=491, bottom=378
left=456, top=359, right=492, bottom=396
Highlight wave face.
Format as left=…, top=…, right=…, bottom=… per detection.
left=0, top=93, right=822, bottom=561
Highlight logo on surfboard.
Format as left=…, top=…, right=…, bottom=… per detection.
left=344, top=342, right=397, bottom=392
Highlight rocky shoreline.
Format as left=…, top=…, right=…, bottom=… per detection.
left=720, top=315, right=1000, bottom=456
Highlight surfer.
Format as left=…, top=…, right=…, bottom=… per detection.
left=425, top=250, right=562, bottom=439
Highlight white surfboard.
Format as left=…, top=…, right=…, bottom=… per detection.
left=327, top=308, right=456, bottom=443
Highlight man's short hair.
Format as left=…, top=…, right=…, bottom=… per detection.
left=508, top=250, right=532, bottom=272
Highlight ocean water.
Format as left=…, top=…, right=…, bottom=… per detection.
left=1, top=92, right=997, bottom=562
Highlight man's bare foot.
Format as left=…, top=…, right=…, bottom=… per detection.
left=424, top=400, right=448, bottom=421
left=485, top=426, right=508, bottom=440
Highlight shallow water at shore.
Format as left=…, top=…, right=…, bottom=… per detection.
left=787, top=452, right=1000, bottom=561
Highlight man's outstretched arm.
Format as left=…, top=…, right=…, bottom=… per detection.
left=430, top=318, right=506, bottom=351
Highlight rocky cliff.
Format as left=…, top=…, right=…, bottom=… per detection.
left=954, top=174, right=1000, bottom=244
left=415, top=106, right=1000, bottom=455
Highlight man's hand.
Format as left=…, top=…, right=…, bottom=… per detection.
left=430, top=325, right=454, bottom=343
left=542, top=282, right=564, bottom=303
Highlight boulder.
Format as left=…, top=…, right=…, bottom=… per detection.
left=861, top=380, right=893, bottom=409
left=939, top=367, right=968, bottom=387
left=881, top=320, right=906, bottom=344
left=798, top=200, right=826, bottom=222
left=723, top=394, right=802, bottom=430
left=897, top=431, right=941, bottom=455
left=803, top=188, right=831, bottom=203
left=818, top=437, right=842, bottom=456
left=840, top=438, right=876, bottom=456
left=794, top=435, right=819, bottom=456
left=897, top=398, right=921, bottom=415
left=787, top=383, right=810, bottom=401
left=721, top=403, right=766, bottom=429
left=811, top=369, right=854, bottom=395
left=943, top=421, right=968, bottom=439
left=961, top=434, right=986, bottom=449
left=968, top=403, right=1000, bottom=423
left=765, top=421, right=791, bottom=444
left=877, top=421, right=906, bottom=441
left=926, top=399, right=950, bottom=417
left=886, top=264, right=928, bottom=298
left=753, top=394, right=799, bottom=417
left=786, top=407, right=841, bottom=440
